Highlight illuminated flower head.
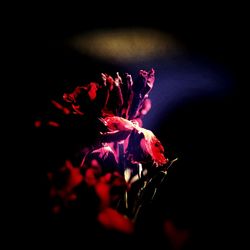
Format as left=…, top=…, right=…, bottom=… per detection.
left=102, top=116, right=168, bottom=166
left=127, top=126, right=168, bottom=166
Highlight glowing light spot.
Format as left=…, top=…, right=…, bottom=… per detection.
left=70, top=28, right=181, bottom=63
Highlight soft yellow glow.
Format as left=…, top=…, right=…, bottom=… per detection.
left=70, top=28, right=180, bottom=63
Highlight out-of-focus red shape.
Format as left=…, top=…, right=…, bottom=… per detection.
left=47, top=121, right=60, bottom=127
left=48, top=160, right=83, bottom=204
left=51, top=100, right=71, bottom=115
left=49, top=186, right=56, bottom=197
left=52, top=205, right=61, bottom=214
left=65, top=160, right=83, bottom=192
left=98, top=207, right=134, bottom=234
left=47, top=172, right=53, bottom=181
left=85, top=168, right=98, bottom=187
left=68, top=193, right=77, bottom=201
left=101, top=172, right=112, bottom=183
left=95, top=182, right=110, bottom=208
left=34, top=120, right=42, bottom=127
left=163, top=220, right=190, bottom=250
left=87, top=82, right=99, bottom=101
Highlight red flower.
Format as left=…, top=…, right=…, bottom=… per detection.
left=98, top=207, right=134, bottom=234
